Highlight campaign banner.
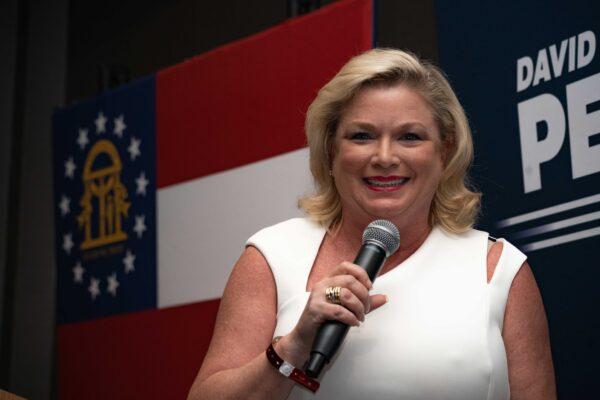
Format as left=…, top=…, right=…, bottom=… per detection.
left=436, top=1, right=600, bottom=397
left=53, top=1, right=374, bottom=398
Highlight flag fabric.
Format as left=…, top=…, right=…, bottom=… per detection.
left=53, top=78, right=157, bottom=324
left=53, top=1, right=373, bottom=398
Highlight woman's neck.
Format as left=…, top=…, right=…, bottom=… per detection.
left=328, top=213, right=432, bottom=273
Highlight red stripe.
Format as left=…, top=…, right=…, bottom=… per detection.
left=57, top=299, right=220, bottom=400
left=156, top=0, right=373, bottom=188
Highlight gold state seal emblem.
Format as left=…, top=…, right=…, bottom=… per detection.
left=77, top=139, right=131, bottom=250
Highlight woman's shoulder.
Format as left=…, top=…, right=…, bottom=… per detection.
left=434, top=225, right=489, bottom=244
left=435, top=225, right=526, bottom=262
left=247, top=217, right=325, bottom=244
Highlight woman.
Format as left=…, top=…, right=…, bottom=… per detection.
left=188, top=49, right=556, bottom=399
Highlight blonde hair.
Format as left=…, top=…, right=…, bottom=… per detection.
left=298, top=48, right=481, bottom=233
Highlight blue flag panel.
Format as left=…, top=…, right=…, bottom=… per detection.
left=435, top=1, right=600, bottom=397
left=53, top=76, right=157, bottom=324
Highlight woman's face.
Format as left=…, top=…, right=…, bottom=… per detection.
left=331, top=83, right=445, bottom=229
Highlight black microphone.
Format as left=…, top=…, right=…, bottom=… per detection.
left=304, top=220, right=400, bottom=378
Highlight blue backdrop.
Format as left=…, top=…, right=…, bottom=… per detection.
left=436, top=1, right=600, bottom=397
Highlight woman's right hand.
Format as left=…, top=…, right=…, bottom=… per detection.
left=282, top=261, right=388, bottom=359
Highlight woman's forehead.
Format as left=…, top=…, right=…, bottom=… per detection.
left=336, top=84, right=438, bottom=130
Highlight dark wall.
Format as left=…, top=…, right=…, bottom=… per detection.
left=377, top=0, right=438, bottom=62
left=66, top=0, right=438, bottom=104
left=67, top=0, right=322, bottom=103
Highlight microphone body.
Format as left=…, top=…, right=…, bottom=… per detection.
left=305, top=243, right=387, bottom=377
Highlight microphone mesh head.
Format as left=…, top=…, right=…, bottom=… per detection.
left=362, top=220, right=400, bottom=256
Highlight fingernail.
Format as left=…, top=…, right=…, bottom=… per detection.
left=384, top=295, right=389, bottom=303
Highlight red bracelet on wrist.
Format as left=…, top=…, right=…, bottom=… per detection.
left=266, top=336, right=320, bottom=393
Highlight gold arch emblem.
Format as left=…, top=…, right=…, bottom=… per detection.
left=78, top=139, right=130, bottom=250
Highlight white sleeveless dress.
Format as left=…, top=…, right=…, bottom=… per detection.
left=247, top=218, right=526, bottom=400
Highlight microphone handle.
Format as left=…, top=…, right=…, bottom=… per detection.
left=304, top=243, right=387, bottom=378
left=353, top=242, right=388, bottom=282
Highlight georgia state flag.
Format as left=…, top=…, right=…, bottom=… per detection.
left=53, top=78, right=157, bottom=324
left=52, top=0, right=373, bottom=398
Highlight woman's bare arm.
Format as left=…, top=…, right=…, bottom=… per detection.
left=503, top=262, right=556, bottom=399
left=187, top=246, right=300, bottom=400
left=488, top=242, right=556, bottom=399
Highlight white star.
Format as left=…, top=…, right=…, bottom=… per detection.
left=135, top=171, right=149, bottom=196
left=77, top=128, right=89, bottom=149
left=88, top=277, right=100, bottom=300
left=127, top=137, right=141, bottom=161
left=62, top=233, right=74, bottom=254
left=123, top=249, right=136, bottom=274
left=107, top=272, right=119, bottom=297
left=113, top=115, right=126, bottom=138
left=72, top=261, right=85, bottom=283
left=95, top=111, right=107, bottom=134
left=133, top=215, right=147, bottom=238
left=64, top=157, right=76, bottom=179
left=58, top=194, right=70, bottom=216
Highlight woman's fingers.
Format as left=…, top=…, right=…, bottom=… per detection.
left=316, top=292, right=388, bottom=326
left=324, top=275, right=370, bottom=316
left=294, top=262, right=389, bottom=344
left=321, top=302, right=362, bottom=326
left=330, top=262, right=372, bottom=290
left=367, top=293, right=388, bottom=313
left=338, top=287, right=366, bottom=322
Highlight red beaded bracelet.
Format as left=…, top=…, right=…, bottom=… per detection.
left=266, top=336, right=320, bottom=393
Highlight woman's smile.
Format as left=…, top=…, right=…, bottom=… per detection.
left=363, top=176, right=410, bottom=191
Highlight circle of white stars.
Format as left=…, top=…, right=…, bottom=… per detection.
left=62, top=110, right=151, bottom=301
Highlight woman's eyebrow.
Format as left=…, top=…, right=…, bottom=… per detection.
left=344, top=120, right=428, bottom=131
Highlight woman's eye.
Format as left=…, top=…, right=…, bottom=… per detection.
left=350, top=132, right=372, bottom=141
left=401, top=133, right=422, bottom=141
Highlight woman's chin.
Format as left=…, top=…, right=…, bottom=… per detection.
left=361, top=202, right=427, bottom=226
left=362, top=203, right=407, bottom=221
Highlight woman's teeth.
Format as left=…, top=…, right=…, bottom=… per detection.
left=364, top=178, right=408, bottom=187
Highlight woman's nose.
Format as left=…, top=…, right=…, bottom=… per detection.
left=372, top=138, right=399, bottom=169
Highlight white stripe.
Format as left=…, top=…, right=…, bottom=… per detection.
left=521, top=226, right=600, bottom=252
left=496, top=193, right=600, bottom=228
left=511, top=211, right=600, bottom=239
left=157, top=148, right=312, bottom=308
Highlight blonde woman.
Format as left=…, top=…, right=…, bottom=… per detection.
left=188, top=49, right=556, bottom=400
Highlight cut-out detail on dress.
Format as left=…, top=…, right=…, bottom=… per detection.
left=487, top=241, right=505, bottom=284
